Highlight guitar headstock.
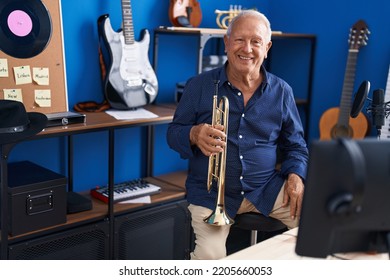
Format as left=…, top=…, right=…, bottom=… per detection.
left=348, top=20, right=370, bottom=50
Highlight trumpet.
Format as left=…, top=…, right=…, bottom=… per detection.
left=215, top=5, right=242, bottom=29
left=204, top=81, right=234, bottom=226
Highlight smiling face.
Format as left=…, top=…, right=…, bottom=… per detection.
left=224, top=13, right=272, bottom=78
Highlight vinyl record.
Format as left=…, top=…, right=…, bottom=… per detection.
left=0, top=0, right=52, bottom=59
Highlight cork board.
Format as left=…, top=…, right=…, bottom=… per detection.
left=0, top=0, right=68, bottom=113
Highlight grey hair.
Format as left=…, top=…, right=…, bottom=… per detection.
left=226, top=10, right=272, bottom=42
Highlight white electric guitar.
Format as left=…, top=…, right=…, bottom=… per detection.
left=98, top=0, right=158, bottom=109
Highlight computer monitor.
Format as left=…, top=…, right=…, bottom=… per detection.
left=295, top=137, right=390, bottom=258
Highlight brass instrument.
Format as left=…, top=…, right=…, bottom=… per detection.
left=204, top=81, right=234, bottom=226
left=215, top=5, right=242, bottom=29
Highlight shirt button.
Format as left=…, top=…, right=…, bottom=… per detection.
left=238, top=92, right=242, bottom=96
left=242, top=113, right=245, bottom=118
left=241, top=191, right=245, bottom=195
left=240, top=176, right=243, bottom=180
left=240, top=155, right=243, bottom=159
left=239, top=135, right=243, bottom=139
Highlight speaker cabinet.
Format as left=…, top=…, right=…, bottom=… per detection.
left=8, top=221, right=109, bottom=259
left=114, top=200, right=191, bottom=260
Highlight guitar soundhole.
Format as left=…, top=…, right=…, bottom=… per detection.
left=331, top=125, right=353, bottom=138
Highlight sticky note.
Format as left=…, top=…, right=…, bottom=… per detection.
left=35, top=89, right=51, bottom=107
left=33, top=67, right=49, bottom=85
left=0, top=59, right=9, bottom=77
left=14, top=65, right=32, bottom=85
left=3, top=89, right=23, bottom=102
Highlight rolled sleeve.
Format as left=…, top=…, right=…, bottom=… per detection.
left=167, top=123, right=194, bottom=159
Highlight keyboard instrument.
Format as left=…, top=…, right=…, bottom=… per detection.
left=90, top=179, right=161, bottom=203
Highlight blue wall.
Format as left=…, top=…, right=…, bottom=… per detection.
left=9, top=0, right=390, bottom=192
left=268, top=0, right=390, bottom=141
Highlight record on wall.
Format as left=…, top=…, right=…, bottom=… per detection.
left=0, top=0, right=52, bottom=59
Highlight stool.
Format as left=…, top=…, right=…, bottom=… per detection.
left=234, top=212, right=287, bottom=245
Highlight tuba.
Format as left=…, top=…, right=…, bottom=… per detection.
left=204, top=81, right=234, bottom=226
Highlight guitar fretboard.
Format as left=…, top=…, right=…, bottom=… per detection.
left=336, top=20, right=369, bottom=131
left=338, top=49, right=358, bottom=127
left=121, top=0, right=135, bottom=45
left=380, top=65, right=390, bottom=139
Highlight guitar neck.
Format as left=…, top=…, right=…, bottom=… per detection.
left=338, top=49, right=359, bottom=126
left=121, top=0, right=135, bottom=44
left=319, top=20, right=369, bottom=140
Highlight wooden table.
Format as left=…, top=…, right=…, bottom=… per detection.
left=222, top=228, right=388, bottom=260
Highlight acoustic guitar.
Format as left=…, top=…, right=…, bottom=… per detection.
left=98, top=0, right=158, bottom=109
left=319, top=20, right=370, bottom=140
left=169, top=0, right=202, bottom=27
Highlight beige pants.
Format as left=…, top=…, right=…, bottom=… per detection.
left=188, top=183, right=298, bottom=260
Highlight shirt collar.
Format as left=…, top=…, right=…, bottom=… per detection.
left=219, top=62, right=270, bottom=92
left=217, top=63, right=229, bottom=87
left=260, top=65, right=270, bottom=92
left=261, top=65, right=270, bottom=86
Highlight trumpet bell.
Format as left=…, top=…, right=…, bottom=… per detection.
left=204, top=205, right=235, bottom=226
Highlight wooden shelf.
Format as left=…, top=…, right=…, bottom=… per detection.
left=8, top=177, right=186, bottom=241
left=153, top=170, right=188, bottom=190
left=111, top=176, right=186, bottom=215
left=154, top=26, right=315, bottom=39
left=36, top=104, right=176, bottom=138
left=1, top=103, right=190, bottom=260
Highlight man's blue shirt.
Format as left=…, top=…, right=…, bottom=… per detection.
left=167, top=64, right=309, bottom=218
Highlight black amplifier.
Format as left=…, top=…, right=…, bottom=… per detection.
left=5, top=161, right=67, bottom=236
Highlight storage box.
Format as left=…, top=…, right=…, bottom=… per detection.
left=6, top=161, right=67, bottom=236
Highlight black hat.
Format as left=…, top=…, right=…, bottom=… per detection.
left=0, top=100, right=48, bottom=145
